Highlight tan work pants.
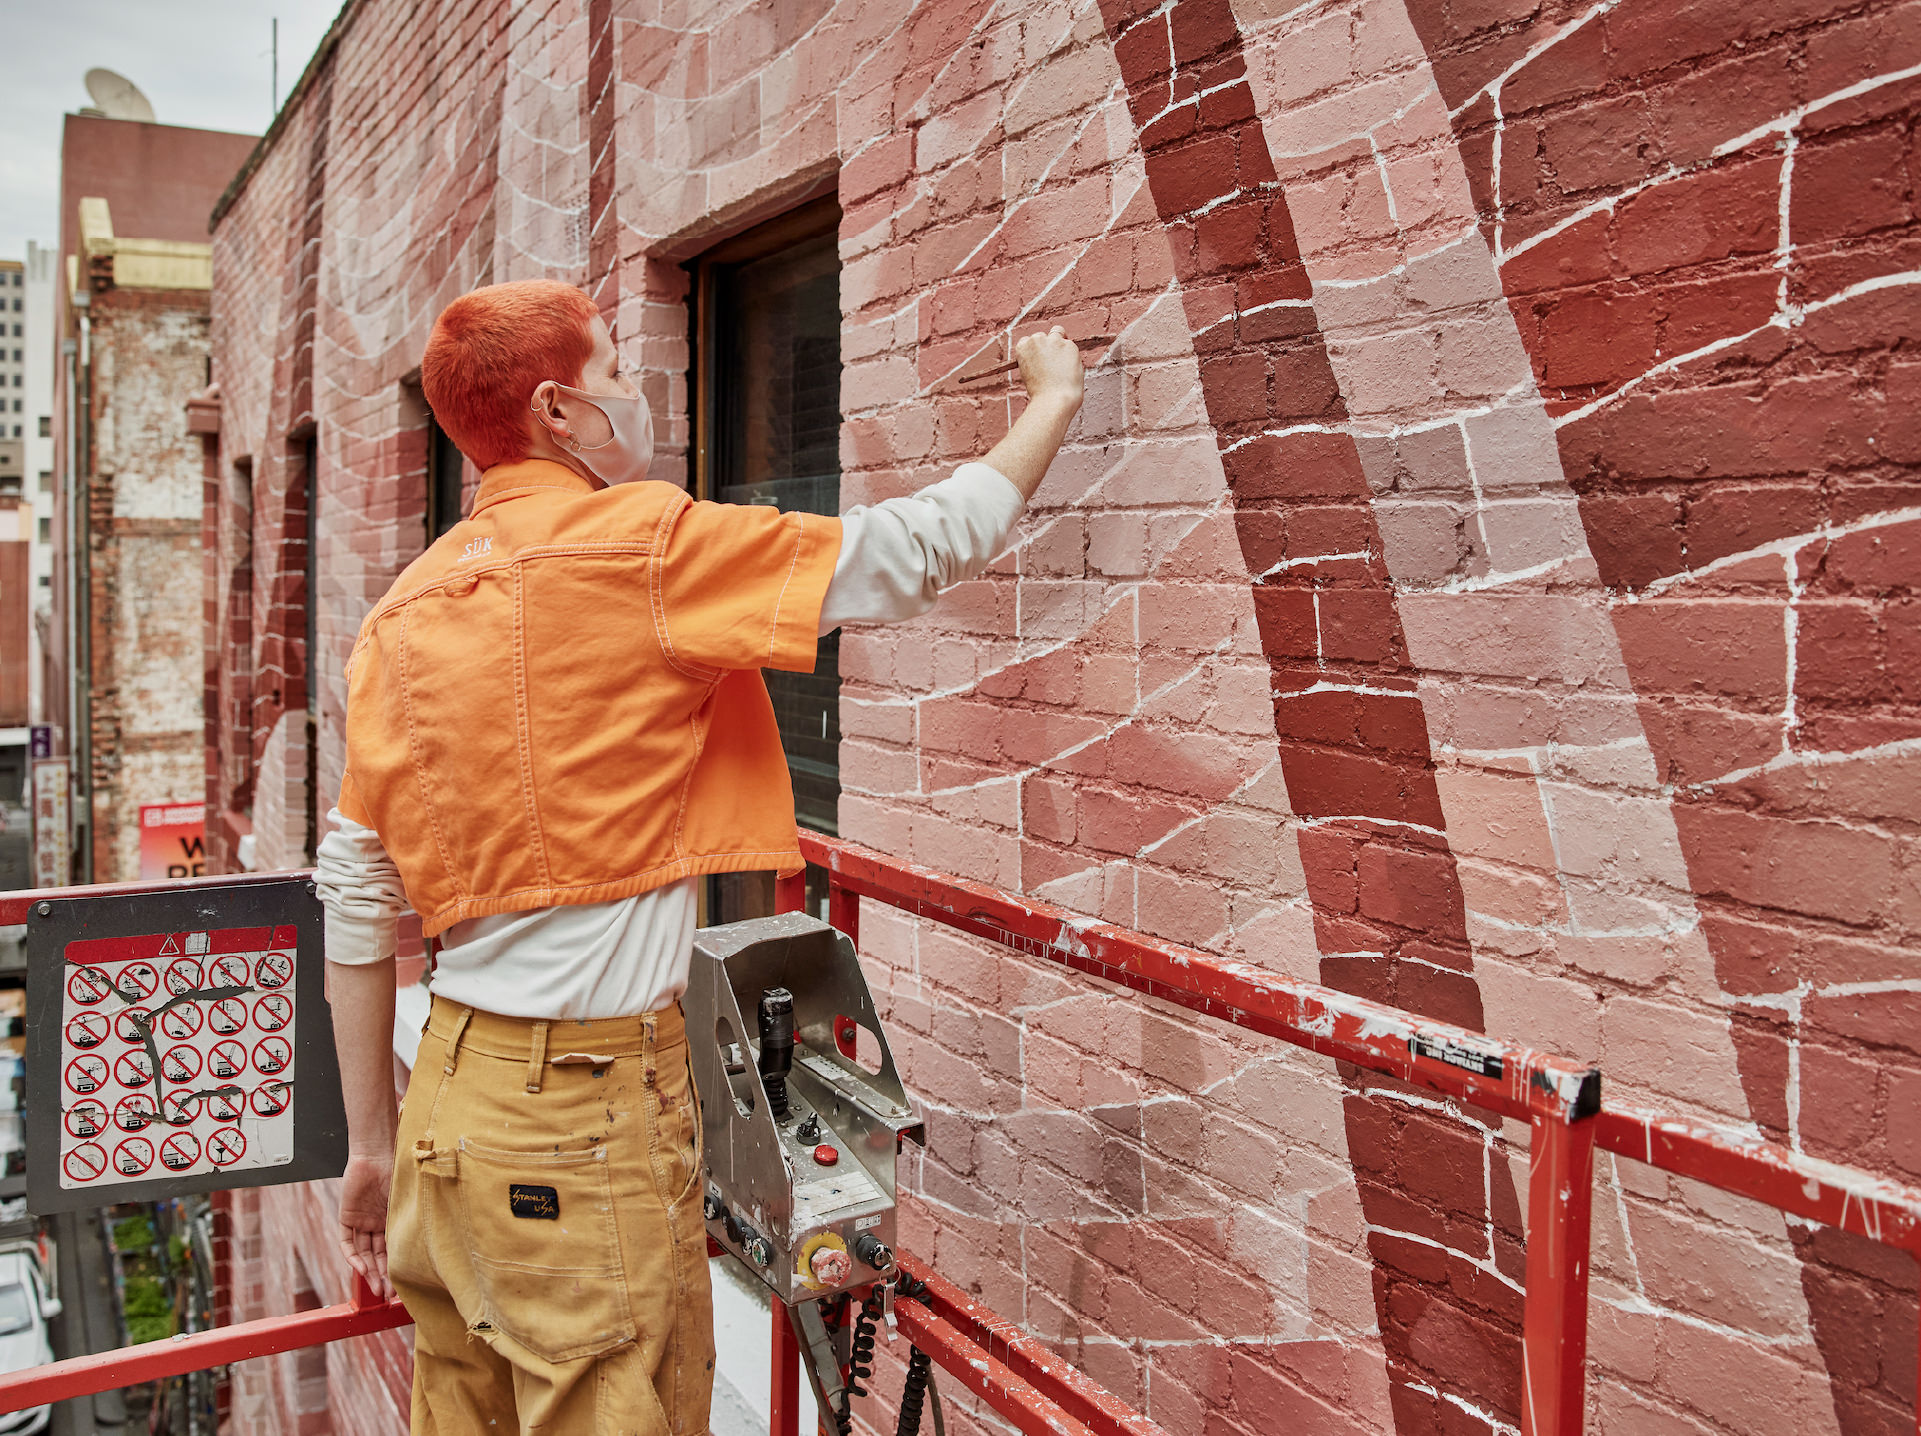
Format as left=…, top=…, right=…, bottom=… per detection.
left=388, top=998, right=714, bottom=1435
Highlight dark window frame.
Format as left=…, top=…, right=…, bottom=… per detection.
left=686, top=195, right=844, bottom=923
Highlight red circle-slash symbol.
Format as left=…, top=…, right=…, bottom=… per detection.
left=249, top=1081, right=291, bottom=1118
left=205, top=1088, right=243, bottom=1122
left=164, top=957, right=204, bottom=996
left=64, top=1054, right=108, bottom=1095
left=210, top=954, right=251, bottom=989
left=113, top=1050, right=153, bottom=1089
left=157, top=1004, right=203, bottom=1041
left=253, top=994, right=292, bottom=1032
left=67, top=966, right=114, bottom=1006
left=252, top=1036, right=291, bottom=1076
left=64, top=1012, right=110, bottom=1050
left=159, top=1131, right=200, bottom=1171
left=206, top=1127, right=246, bottom=1167
left=63, top=1143, right=107, bottom=1184
left=209, top=1040, right=246, bottom=1081
left=208, top=997, right=246, bottom=1035
left=114, top=1136, right=155, bottom=1176
left=116, top=962, right=158, bottom=1001
left=113, top=1008, right=153, bottom=1044
left=255, top=952, right=292, bottom=989
left=65, top=1101, right=107, bottom=1139
left=161, top=1044, right=203, bottom=1083
left=163, top=1091, right=203, bottom=1125
left=114, top=1094, right=158, bottom=1132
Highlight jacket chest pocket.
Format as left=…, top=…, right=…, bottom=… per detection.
left=453, top=1138, right=635, bottom=1365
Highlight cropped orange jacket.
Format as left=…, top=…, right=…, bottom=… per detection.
left=337, top=459, right=842, bottom=937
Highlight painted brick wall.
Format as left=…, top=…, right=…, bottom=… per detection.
left=205, top=2, right=1917, bottom=1433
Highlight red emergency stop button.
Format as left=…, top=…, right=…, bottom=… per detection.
left=813, top=1144, right=839, bottom=1166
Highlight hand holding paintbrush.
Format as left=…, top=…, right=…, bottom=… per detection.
left=953, top=331, right=1115, bottom=387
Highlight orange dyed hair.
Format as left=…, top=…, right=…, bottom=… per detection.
left=420, top=280, right=600, bottom=470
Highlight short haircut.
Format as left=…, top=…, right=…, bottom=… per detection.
left=420, top=280, right=599, bottom=470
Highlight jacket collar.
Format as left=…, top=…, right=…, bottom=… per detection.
left=470, top=458, right=599, bottom=516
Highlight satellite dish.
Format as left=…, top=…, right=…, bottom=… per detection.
left=83, top=69, right=155, bottom=124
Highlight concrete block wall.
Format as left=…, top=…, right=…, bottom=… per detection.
left=204, top=2, right=1917, bottom=1432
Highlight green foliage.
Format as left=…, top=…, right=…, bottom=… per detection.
left=111, top=1214, right=154, bottom=1254
left=166, top=1234, right=188, bottom=1270
left=121, top=1274, right=173, bottom=1344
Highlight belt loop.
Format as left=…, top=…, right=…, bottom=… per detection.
left=526, top=1020, right=550, bottom=1093
left=442, top=1007, right=472, bottom=1075
left=643, top=1011, right=657, bottom=1086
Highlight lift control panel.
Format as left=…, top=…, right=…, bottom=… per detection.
left=685, top=912, right=923, bottom=1306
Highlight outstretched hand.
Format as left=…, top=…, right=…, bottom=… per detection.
left=337, top=1152, right=395, bottom=1300
left=1014, top=325, right=1086, bottom=412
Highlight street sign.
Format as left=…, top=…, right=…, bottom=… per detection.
left=29, top=760, right=68, bottom=890
left=25, top=878, right=347, bottom=1215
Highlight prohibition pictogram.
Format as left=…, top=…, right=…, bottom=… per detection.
left=164, top=957, right=204, bottom=996
left=253, top=993, right=292, bottom=1032
left=208, top=997, right=247, bottom=1035
left=157, top=1004, right=204, bottom=1041
left=255, top=951, right=292, bottom=989
left=163, top=1091, right=203, bottom=1125
left=114, top=1050, right=154, bottom=1089
left=249, top=1081, right=291, bottom=1118
left=115, top=1094, right=158, bottom=1133
left=209, top=1040, right=246, bottom=1081
left=116, top=962, right=158, bottom=1002
left=160, top=1044, right=203, bottom=1084
left=204, top=1088, right=243, bottom=1122
left=67, top=966, right=114, bottom=1006
left=252, top=1036, right=291, bottom=1076
left=64, top=1012, right=110, bottom=1050
left=159, top=1131, right=201, bottom=1171
left=65, top=1054, right=108, bottom=1096
left=63, top=1143, right=107, bottom=1184
left=206, top=1127, right=246, bottom=1167
left=113, top=1008, right=153, bottom=1044
left=65, top=1101, right=107, bottom=1139
left=209, top=954, right=252, bottom=989
left=114, top=1136, right=155, bottom=1176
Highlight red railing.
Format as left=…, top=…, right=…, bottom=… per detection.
left=0, top=844, right=1914, bottom=1436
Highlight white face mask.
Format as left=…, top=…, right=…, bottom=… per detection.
left=549, top=381, right=655, bottom=487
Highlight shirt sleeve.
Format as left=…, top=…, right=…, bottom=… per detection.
left=655, top=498, right=842, bottom=672
left=818, top=462, right=1026, bottom=633
left=316, top=807, right=406, bottom=967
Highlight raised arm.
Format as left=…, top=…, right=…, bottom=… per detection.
left=819, top=326, right=1086, bottom=632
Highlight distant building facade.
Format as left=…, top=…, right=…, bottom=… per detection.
left=49, top=114, right=256, bottom=881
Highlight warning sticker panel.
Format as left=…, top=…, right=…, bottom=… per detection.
left=56, top=925, right=300, bottom=1190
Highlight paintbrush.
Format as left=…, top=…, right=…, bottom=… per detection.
left=953, top=333, right=1116, bottom=386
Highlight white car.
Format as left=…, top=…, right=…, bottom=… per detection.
left=0, top=1248, right=59, bottom=1435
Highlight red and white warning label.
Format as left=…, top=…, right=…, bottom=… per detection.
left=57, top=925, right=300, bottom=1190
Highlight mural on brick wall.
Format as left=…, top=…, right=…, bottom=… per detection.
left=204, top=1, right=1917, bottom=1432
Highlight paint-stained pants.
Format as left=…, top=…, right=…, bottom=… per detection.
left=388, top=997, right=714, bottom=1435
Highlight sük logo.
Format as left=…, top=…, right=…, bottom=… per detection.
left=459, top=536, right=492, bottom=562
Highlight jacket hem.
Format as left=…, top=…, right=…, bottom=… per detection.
left=415, top=847, right=806, bottom=938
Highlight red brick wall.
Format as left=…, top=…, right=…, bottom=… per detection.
left=206, top=3, right=1918, bottom=1433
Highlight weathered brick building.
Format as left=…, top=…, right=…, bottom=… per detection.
left=204, top=2, right=1919, bottom=1433
left=52, top=115, right=259, bottom=882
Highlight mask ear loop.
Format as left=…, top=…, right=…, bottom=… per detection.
left=530, top=392, right=583, bottom=452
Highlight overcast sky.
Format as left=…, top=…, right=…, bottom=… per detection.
left=0, top=1, right=345, bottom=260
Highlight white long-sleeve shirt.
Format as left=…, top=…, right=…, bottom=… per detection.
left=317, top=462, right=1024, bottom=1019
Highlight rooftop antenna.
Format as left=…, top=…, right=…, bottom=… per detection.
left=82, top=69, right=156, bottom=124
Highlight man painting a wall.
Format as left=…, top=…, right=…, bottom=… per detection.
left=313, top=278, right=1085, bottom=1433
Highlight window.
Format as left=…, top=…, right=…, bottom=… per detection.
left=426, top=415, right=464, bottom=541
left=38, top=472, right=51, bottom=492
left=37, top=417, right=47, bottom=438
left=688, top=195, right=842, bottom=923
left=11, top=351, right=19, bottom=363
left=37, top=518, right=48, bottom=544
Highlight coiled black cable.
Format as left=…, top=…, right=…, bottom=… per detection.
left=833, top=1284, right=886, bottom=1435
left=894, top=1346, right=934, bottom=1436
